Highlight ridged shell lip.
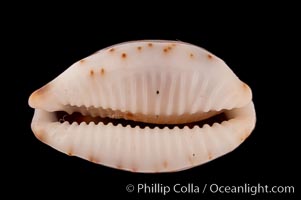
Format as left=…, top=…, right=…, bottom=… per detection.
left=31, top=103, right=238, bottom=129
left=30, top=102, right=255, bottom=173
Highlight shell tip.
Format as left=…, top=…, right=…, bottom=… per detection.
left=28, top=84, right=51, bottom=108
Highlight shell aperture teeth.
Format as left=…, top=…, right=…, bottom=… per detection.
left=54, top=105, right=232, bottom=129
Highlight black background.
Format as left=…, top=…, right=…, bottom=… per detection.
left=7, top=7, right=298, bottom=199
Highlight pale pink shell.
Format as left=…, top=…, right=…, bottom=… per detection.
left=29, top=40, right=256, bottom=172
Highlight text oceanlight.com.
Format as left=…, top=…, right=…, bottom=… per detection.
left=125, top=183, right=294, bottom=196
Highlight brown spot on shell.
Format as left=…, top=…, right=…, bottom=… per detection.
left=32, top=84, right=50, bottom=98
left=207, top=54, right=213, bottom=59
left=80, top=59, right=85, bottom=64
left=121, top=53, right=127, bottom=58
left=148, top=43, right=153, bottom=47
left=33, top=129, right=46, bottom=142
left=163, top=45, right=174, bottom=53
left=116, top=164, right=123, bottom=170
left=29, top=84, right=51, bottom=107
left=109, top=48, right=115, bottom=52
left=208, top=153, right=213, bottom=160
left=126, top=112, right=134, bottom=118
left=67, top=151, right=73, bottom=156
left=137, top=46, right=142, bottom=51
left=242, top=83, right=250, bottom=91
left=163, top=45, right=173, bottom=53
left=241, top=130, right=250, bottom=141
left=100, top=68, right=105, bottom=75
left=171, top=43, right=176, bottom=47
left=190, top=53, right=194, bottom=58
left=163, top=160, right=168, bottom=168
left=90, top=70, right=94, bottom=76
left=89, top=156, right=99, bottom=164
left=188, top=156, right=194, bottom=165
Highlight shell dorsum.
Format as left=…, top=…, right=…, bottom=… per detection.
left=29, top=40, right=256, bottom=173
left=29, top=40, right=252, bottom=124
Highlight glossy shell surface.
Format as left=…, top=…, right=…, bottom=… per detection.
left=29, top=40, right=256, bottom=173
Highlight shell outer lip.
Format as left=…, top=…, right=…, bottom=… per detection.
left=30, top=101, right=256, bottom=173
